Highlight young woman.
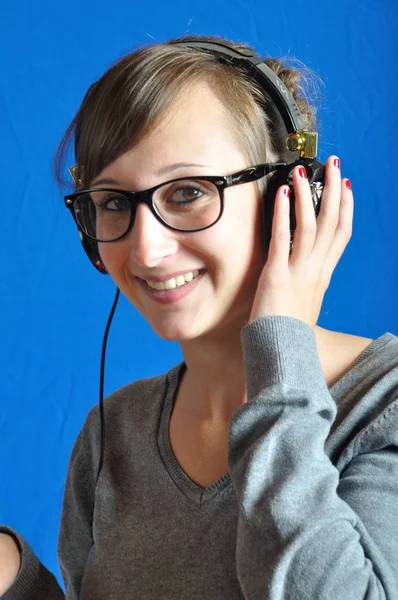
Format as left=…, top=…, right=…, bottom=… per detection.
left=1, top=35, right=397, bottom=600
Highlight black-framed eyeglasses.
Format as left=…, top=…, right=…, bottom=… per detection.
left=64, top=162, right=287, bottom=242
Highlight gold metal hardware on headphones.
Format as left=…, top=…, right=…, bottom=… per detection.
left=286, top=130, right=318, bottom=159
left=68, top=165, right=85, bottom=190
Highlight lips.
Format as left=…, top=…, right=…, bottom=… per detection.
left=146, top=270, right=199, bottom=290
left=137, top=269, right=206, bottom=305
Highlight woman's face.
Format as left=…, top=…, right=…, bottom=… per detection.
left=94, top=82, right=265, bottom=342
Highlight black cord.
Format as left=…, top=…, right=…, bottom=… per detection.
left=96, top=287, right=120, bottom=485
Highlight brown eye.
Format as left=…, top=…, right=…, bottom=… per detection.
left=168, top=185, right=205, bottom=204
left=97, top=194, right=130, bottom=211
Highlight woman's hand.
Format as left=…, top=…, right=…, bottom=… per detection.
left=0, top=533, right=21, bottom=595
left=249, top=156, right=353, bottom=327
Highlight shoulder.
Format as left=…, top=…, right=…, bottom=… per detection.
left=331, top=330, right=398, bottom=394
left=319, top=328, right=374, bottom=388
left=326, top=330, right=398, bottom=463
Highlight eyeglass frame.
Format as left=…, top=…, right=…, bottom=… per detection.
left=64, top=162, right=287, bottom=242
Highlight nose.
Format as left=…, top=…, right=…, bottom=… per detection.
left=128, top=202, right=179, bottom=268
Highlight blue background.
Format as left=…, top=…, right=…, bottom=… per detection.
left=1, top=0, right=397, bottom=588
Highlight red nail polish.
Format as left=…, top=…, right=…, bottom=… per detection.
left=299, top=167, right=307, bottom=179
left=334, top=158, right=340, bottom=168
left=345, top=179, right=352, bottom=190
left=283, top=187, right=291, bottom=197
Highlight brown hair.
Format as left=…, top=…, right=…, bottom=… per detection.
left=54, top=34, right=322, bottom=191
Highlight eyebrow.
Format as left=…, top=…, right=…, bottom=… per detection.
left=91, top=162, right=212, bottom=187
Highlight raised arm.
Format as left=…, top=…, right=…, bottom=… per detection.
left=228, top=316, right=398, bottom=599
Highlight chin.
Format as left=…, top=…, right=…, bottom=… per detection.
left=151, top=315, right=239, bottom=345
left=148, top=316, right=201, bottom=342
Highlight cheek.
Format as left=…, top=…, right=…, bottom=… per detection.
left=98, top=242, right=145, bottom=312
left=98, top=242, right=129, bottom=280
left=198, top=191, right=264, bottom=297
left=234, top=199, right=264, bottom=290
left=221, top=189, right=263, bottom=262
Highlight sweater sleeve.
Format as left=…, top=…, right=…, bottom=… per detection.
left=228, top=316, right=398, bottom=599
left=0, top=418, right=96, bottom=600
left=0, top=527, right=64, bottom=600
left=57, top=417, right=96, bottom=599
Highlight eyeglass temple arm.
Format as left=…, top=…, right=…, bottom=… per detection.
left=228, top=163, right=287, bottom=185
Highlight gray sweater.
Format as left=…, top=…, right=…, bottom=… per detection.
left=2, top=316, right=398, bottom=599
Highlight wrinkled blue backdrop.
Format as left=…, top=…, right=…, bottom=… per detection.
left=1, top=0, right=397, bottom=588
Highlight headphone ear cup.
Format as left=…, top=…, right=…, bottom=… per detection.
left=262, top=160, right=325, bottom=261
left=79, top=232, right=108, bottom=274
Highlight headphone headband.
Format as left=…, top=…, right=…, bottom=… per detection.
left=170, top=40, right=306, bottom=134
left=69, top=39, right=317, bottom=189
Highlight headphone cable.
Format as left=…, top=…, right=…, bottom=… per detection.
left=96, top=287, right=120, bottom=485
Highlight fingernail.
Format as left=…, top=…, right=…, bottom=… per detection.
left=299, top=167, right=307, bottom=179
left=345, top=179, right=352, bottom=190
left=283, top=187, right=291, bottom=197
left=334, top=158, right=340, bottom=168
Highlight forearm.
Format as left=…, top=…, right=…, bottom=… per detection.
left=228, top=316, right=394, bottom=599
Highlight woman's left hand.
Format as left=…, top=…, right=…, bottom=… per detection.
left=249, top=156, right=354, bottom=328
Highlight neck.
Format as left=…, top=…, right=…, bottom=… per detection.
left=179, top=328, right=247, bottom=421
left=178, top=320, right=332, bottom=422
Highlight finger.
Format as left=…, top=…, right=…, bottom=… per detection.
left=322, top=178, right=354, bottom=275
left=314, top=156, right=343, bottom=256
left=289, top=165, right=316, bottom=261
left=267, top=186, right=291, bottom=267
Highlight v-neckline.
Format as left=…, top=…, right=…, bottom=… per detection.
left=157, top=362, right=232, bottom=505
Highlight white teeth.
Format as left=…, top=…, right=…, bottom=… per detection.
left=183, top=272, right=193, bottom=283
left=164, top=279, right=176, bottom=290
left=146, top=270, right=200, bottom=290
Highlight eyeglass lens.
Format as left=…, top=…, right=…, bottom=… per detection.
left=74, top=178, right=222, bottom=241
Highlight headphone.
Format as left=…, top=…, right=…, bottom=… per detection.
left=68, top=39, right=324, bottom=273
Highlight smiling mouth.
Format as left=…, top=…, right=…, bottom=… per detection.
left=143, top=270, right=204, bottom=291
